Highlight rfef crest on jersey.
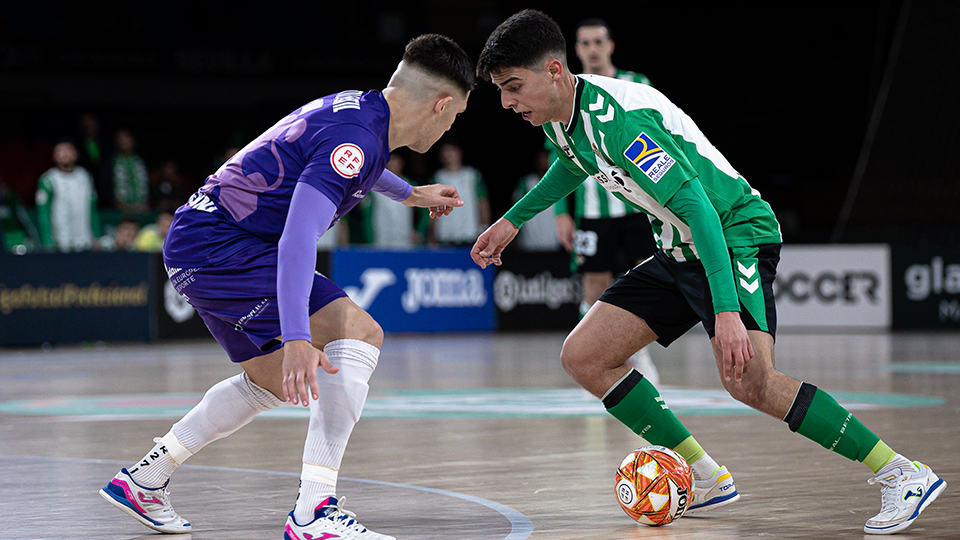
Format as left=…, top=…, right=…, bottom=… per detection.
left=624, top=132, right=675, bottom=184
left=331, top=143, right=364, bottom=178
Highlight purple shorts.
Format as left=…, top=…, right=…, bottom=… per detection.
left=164, top=237, right=346, bottom=363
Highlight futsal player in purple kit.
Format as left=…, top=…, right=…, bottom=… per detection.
left=99, top=34, right=474, bottom=540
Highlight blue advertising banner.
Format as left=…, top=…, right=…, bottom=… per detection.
left=331, top=248, right=495, bottom=332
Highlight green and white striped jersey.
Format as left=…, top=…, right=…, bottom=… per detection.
left=526, top=75, right=781, bottom=263
left=551, top=69, right=651, bottom=221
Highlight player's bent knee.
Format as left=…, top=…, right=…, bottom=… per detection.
left=722, top=378, right=767, bottom=410
left=559, top=335, right=591, bottom=380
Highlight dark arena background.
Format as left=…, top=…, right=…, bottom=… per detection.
left=1, top=2, right=958, bottom=539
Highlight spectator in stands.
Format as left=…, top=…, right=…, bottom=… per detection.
left=151, top=160, right=187, bottom=212
left=1, top=177, right=40, bottom=252
left=100, top=214, right=141, bottom=252
left=512, top=149, right=560, bottom=251
left=428, top=141, right=489, bottom=245
left=367, top=152, right=425, bottom=247
left=36, top=140, right=101, bottom=252
left=133, top=211, right=174, bottom=252
left=77, top=112, right=109, bottom=206
left=111, top=129, right=150, bottom=214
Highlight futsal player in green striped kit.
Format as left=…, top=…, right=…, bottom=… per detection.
left=470, top=10, right=944, bottom=535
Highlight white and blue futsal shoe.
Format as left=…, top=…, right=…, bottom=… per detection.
left=99, top=467, right=191, bottom=533
left=864, top=461, right=945, bottom=535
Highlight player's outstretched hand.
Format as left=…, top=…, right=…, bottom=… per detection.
left=471, top=217, right=519, bottom=268
left=713, top=311, right=754, bottom=382
left=404, top=184, right=463, bottom=218
left=282, top=339, right=339, bottom=407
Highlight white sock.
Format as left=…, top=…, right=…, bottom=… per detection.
left=127, top=430, right=190, bottom=488
left=130, top=372, right=282, bottom=488
left=690, top=453, right=722, bottom=481
left=293, top=339, right=378, bottom=523
left=879, top=453, right=918, bottom=475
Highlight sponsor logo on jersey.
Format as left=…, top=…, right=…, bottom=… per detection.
left=331, top=143, right=364, bottom=178
left=186, top=191, right=217, bottom=212
left=333, top=90, right=362, bottom=112
left=352, top=189, right=364, bottom=198
left=624, top=132, right=675, bottom=183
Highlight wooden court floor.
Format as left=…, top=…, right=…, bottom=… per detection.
left=1, top=331, right=957, bottom=539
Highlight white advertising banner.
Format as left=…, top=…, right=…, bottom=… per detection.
left=774, top=245, right=890, bottom=328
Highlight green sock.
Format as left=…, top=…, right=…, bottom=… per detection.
left=784, top=383, right=894, bottom=471
left=603, top=370, right=691, bottom=449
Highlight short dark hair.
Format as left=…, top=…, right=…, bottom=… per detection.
left=576, top=18, right=612, bottom=39
left=403, top=34, right=476, bottom=96
left=477, top=9, right=567, bottom=82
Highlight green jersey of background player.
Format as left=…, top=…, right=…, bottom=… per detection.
left=471, top=9, right=944, bottom=535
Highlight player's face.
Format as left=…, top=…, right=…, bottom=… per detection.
left=412, top=91, right=469, bottom=153
left=575, top=26, right=614, bottom=74
left=492, top=65, right=563, bottom=127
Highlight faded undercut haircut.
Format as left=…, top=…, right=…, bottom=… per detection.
left=403, top=34, right=476, bottom=96
left=476, top=9, right=567, bottom=82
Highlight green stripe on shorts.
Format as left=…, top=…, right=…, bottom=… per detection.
left=731, top=246, right=768, bottom=332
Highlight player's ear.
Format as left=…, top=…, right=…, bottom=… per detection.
left=434, top=95, right=454, bottom=116
left=546, top=59, right=563, bottom=81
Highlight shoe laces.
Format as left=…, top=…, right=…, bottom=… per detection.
left=322, top=497, right=367, bottom=533
left=868, top=472, right=901, bottom=512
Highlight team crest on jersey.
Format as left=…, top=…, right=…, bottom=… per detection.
left=624, top=132, right=675, bottom=183
left=331, top=143, right=364, bottom=178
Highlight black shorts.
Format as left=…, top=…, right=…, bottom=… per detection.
left=573, top=213, right=657, bottom=274
left=599, top=244, right=781, bottom=347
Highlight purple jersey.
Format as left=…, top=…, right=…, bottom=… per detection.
left=165, top=89, right=390, bottom=265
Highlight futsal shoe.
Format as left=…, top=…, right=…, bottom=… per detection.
left=685, top=465, right=740, bottom=515
left=284, top=496, right=396, bottom=540
left=864, top=461, right=946, bottom=534
left=99, top=468, right=191, bottom=533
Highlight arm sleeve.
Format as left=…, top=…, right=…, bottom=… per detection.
left=35, top=176, right=54, bottom=248
left=665, top=178, right=740, bottom=314
left=277, top=182, right=338, bottom=344
left=372, top=168, right=413, bottom=202
left=504, top=158, right=584, bottom=228
left=87, top=171, right=101, bottom=237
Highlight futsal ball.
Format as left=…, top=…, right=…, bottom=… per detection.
left=615, top=445, right=693, bottom=526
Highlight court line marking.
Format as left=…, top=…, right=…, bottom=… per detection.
left=0, top=387, right=943, bottom=421
left=882, top=361, right=960, bottom=374
left=0, top=455, right=533, bottom=540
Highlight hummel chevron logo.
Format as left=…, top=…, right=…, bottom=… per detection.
left=737, top=261, right=758, bottom=293
left=904, top=487, right=923, bottom=501
left=588, top=95, right=604, bottom=111
left=597, top=105, right=615, bottom=123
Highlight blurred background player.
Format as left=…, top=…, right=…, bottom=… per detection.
left=472, top=10, right=945, bottom=535
left=429, top=141, right=490, bottom=245
left=353, top=151, right=427, bottom=247
left=552, top=17, right=660, bottom=383
left=111, top=128, right=150, bottom=215
left=97, top=34, right=473, bottom=540
left=35, top=139, right=101, bottom=252
left=511, top=148, right=560, bottom=251
left=0, top=176, right=40, bottom=253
